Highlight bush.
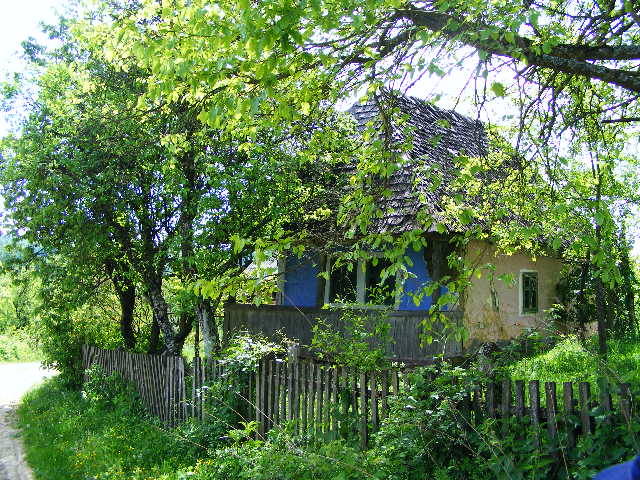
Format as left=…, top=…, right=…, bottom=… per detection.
left=0, top=327, right=41, bottom=362
left=190, top=433, right=367, bottom=480
left=507, top=335, right=640, bottom=386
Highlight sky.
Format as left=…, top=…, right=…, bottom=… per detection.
left=0, top=0, right=66, bottom=136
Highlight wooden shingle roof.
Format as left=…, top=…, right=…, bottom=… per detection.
left=347, top=90, right=495, bottom=233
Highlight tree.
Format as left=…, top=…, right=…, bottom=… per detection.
left=89, top=0, right=638, bottom=357
left=2, top=16, right=352, bottom=358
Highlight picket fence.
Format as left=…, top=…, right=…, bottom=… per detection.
left=81, top=345, right=187, bottom=426
left=83, top=345, right=638, bottom=450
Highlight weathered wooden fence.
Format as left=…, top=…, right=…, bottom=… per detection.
left=224, top=303, right=463, bottom=362
left=83, top=344, right=638, bottom=451
left=81, top=345, right=187, bottom=426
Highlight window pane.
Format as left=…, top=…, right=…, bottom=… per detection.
left=522, top=272, right=538, bottom=313
left=365, top=258, right=396, bottom=306
left=329, top=261, right=358, bottom=303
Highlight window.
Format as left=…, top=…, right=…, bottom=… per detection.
left=520, top=271, right=538, bottom=314
left=365, top=258, right=396, bottom=306
left=324, top=256, right=398, bottom=307
left=327, top=261, right=358, bottom=303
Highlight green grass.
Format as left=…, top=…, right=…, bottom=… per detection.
left=16, top=377, right=205, bottom=480
left=507, top=335, right=640, bottom=386
left=0, top=328, right=42, bottom=363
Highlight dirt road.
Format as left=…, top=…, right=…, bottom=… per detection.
left=0, top=363, right=56, bottom=480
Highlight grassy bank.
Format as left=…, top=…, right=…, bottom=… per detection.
left=0, top=328, right=42, bottom=363
left=17, top=337, right=640, bottom=480
left=17, top=377, right=205, bottom=480
left=507, top=336, right=640, bottom=386
left=17, top=375, right=368, bottom=480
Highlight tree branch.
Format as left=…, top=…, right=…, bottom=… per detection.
left=393, top=7, right=640, bottom=92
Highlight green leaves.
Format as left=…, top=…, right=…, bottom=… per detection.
left=490, top=81, right=506, bottom=97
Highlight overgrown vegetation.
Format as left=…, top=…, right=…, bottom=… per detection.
left=0, top=327, right=41, bottom=362
left=17, top=370, right=213, bottom=480
left=19, top=347, right=640, bottom=480
left=507, top=336, right=640, bottom=387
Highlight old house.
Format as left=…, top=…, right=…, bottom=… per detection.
left=224, top=91, right=563, bottom=361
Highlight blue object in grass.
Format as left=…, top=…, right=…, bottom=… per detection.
left=594, top=456, right=640, bottom=479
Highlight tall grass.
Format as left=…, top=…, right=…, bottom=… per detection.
left=507, top=336, right=640, bottom=386
left=17, top=378, right=203, bottom=480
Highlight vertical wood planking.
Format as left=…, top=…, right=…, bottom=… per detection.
left=308, top=362, right=315, bottom=434
left=545, top=382, right=558, bottom=441
left=473, top=386, right=483, bottom=425
left=486, top=382, right=496, bottom=418
left=620, top=383, right=632, bottom=425
left=501, top=379, right=511, bottom=420
left=265, top=360, right=273, bottom=431
left=359, top=372, right=368, bottom=449
left=274, top=361, right=281, bottom=427
left=579, top=382, right=592, bottom=435
left=315, top=365, right=323, bottom=437
left=563, top=382, right=576, bottom=449
left=529, top=380, right=541, bottom=447
left=323, top=367, right=330, bottom=435
left=300, top=361, right=308, bottom=432
left=371, top=371, right=379, bottom=432
left=331, top=366, right=339, bottom=437
left=255, top=360, right=262, bottom=436
left=515, top=380, right=525, bottom=418
left=381, top=370, right=389, bottom=420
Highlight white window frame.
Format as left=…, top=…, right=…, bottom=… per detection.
left=323, top=255, right=401, bottom=309
left=519, top=269, right=539, bottom=315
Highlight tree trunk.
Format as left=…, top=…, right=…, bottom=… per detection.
left=148, top=311, right=161, bottom=354
left=105, top=259, right=137, bottom=350
left=576, top=253, right=590, bottom=339
left=196, top=298, right=221, bottom=356
left=147, top=279, right=180, bottom=355
left=115, top=280, right=136, bottom=350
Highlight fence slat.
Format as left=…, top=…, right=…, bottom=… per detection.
left=308, top=362, right=315, bottom=433
left=381, top=370, right=389, bottom=420
left=316, top=365, right=323, bottom=437
left=360, top=372, right=368, bottom=449
left=529, top=380, right=541, bottom=448
left=371, top=371, right=379, bottom=433
left=620, top=383, right=632, bottom=425
left=580, top=382, right=592, bottom=435
left=501, top=380, right=511, bottom=419
left=331, top=366, right=339, bottom=438
left=563, top=382, right=576, bottom=449
left=545, top=382, right=558, bottom=442
left=515, top=380, right=525, bottom=418
left=486, top=382, right=496, bottom=418
left=301, top=361, right=308, bottom=433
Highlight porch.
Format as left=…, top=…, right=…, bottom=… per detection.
left=223, top=303, right=463, bottom=363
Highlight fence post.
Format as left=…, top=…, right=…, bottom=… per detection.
left=545, top=382, right=558, bottom=443
left=563, top=382, right=576, bottom=449
left=620, top=383, right=632, bottom=425
left=486, top=382, right=496, bottom=418
left=359, top=371, right=368, bottom=449
left=529, top=380, right=541, bottom=448
left=255, top=359, right=263, bottom=437
left=501, top=379, right=511, bottom=420
left=579, top=382, right=592, bottom=435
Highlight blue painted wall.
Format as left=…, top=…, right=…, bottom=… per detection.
left=281, top=247, right=447, bottom=311
left=398, top=247, right=433, bottom=311
left=282, top=254, right=321, bottom=307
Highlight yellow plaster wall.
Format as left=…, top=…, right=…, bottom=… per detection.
left=462, top=240, right=563, bottom=345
